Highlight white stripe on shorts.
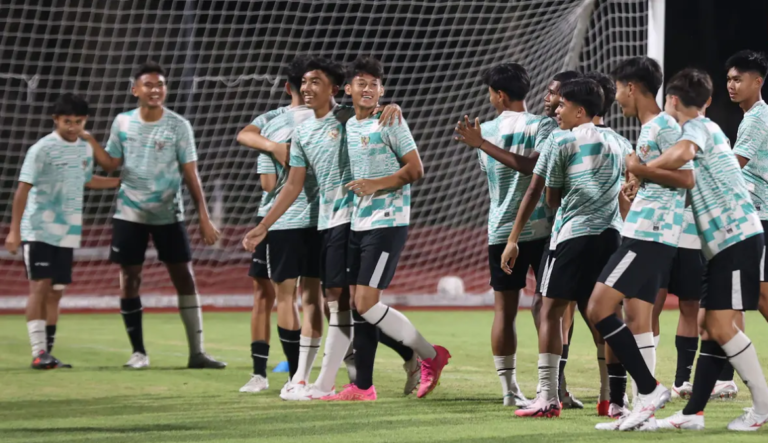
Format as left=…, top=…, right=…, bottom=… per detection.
left=23, top=243, right=31, bottom=277
left=541, top=257, right=556, bottom=296
left=732, top=269, right=743, bottom=311
left=604, top=250, right=637, bottom=287
left=266, top=244, right=272, bottom=279
left=761, top=246, right=766, bottom=281
left=369, top=252, right=390, bottom=288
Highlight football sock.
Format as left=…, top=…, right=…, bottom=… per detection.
left=722, top=331, right=768, bottom=415
left=683, top=340, right=726, bottom=415
left=292, top=335, right=322, bottom=384
left=538, top=353, right=560, bottom=402
left=27, top=319, right=46, bottom=356
left=719, top=361, right=735, bottom=382
left=379, top=331, right=415, bottom=362
left=494, top=354, right=517, bottom=395
left=598, top=346, right=610, bottom=402
left=277, top=326, right=300, bottom=378
left=558, top=344, right=569, bottom=397
left=595, top=314, right=657, bottom=395
left=674, top=335, right=699, bottom=387
left=178, top=294, right=204, bottom=354
left=353, top=310, right=379, bottom=390
left=46, top=324, right=57, bottom=353
left=607, top=363, right=627, bottom=406
left=343, top=340, right=356, bottom=384
left=630, top=332, right=656, bottom=400
left=359, top=302, right=436, bottom=360
left=314, top=302, right=352, bottom=392
left=120, top=297, right=146, bottom=355
left=654, top=334, right=660, bottom=349
left=251, top=340, right=269, bottom=377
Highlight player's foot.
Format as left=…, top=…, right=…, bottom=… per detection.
left=55, top=359, right=73, bottom=369
left=672, top=381, right=693, bottom=400
left=657, top=411, right=705, bottom=430
left=514, top=395, right=561, bottom=418
left=279, top=381, right=305, bottom=400
left=321, top=384, right=377, bottom=401
left=417, top=345, right=451, bottom=398
left=710, top=380, right=738, bottom=400
left=560, top=390, right=583, bottom=409
left=636, top=416, right=658, bottom=431
left=239, top=374, right=269, bottom=393
left=619, top=384, right=671, bottom=431
left=595, top=404, right=631, bottom=430
left=727, top=408, right=768, bottom=431
left=284, top=383, right=335, bottom=401
left=30, top=350, right=59, bottom=370
left=503, top=386, right=528, bottom=407
left=403, top=355, right=421, bottom=395
left=188, top=352, right=227, bottom=369
left=124, top=352, right=150, bottom=369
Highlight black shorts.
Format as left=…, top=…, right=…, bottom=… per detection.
left=110, top=218, right=191, bottom=266
left=320, top=223, right=352, bottom=289
left=348, top=227, right=408, bottom=290
left=599, top=238, right=677, bottom=304
left=488, top=238, right=547, bottom=292
left=701, top=233, right=764, bottom=311
left=542, top=229, right=620, bottom=303
left=761, top=221, right=768, bottom=282
left=535, top=237, right=552, bottom=295
left=22, top=241, right=73, bottom=285
left=248, top=217, right=270, bottom=279
left=265, top=227, right=322, bottom=282
left=664, top=247, right=706, bottom=301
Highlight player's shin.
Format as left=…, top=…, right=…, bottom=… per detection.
left=292, top=277, right=323, bottom=384
left=314, top=299, right=353, bottom=392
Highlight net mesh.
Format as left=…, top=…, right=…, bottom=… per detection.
left=0, top=0, right=647, bottom=303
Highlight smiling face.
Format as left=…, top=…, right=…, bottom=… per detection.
left=132, top=73, right=167, bottom=109
left=345, top=72, right=383, bottom=110
left=614, top=80, right=637, bottom=118
left=301, top=69, right=338, bottom=110
left=555, top=98, right=583, bottom=130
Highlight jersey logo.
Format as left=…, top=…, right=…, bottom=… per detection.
left=155, top=140, right=165, bottom=151
left=638, top=144, right=651, bottom=159
left=328, top=129, right=340, bottom=140
left=361, top=135, right=370, bottom=146
left=82, top=160, right=88, bottom=170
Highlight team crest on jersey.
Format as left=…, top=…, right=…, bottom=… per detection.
left=328, top=129, right=340, bottom=140
left=82, top=160, right=88, bottom=170
left=361, top=135, right=370, bottom=146
left=638, top=144, right=651, bottom=159
left=155, top=140, right=165, bottom=151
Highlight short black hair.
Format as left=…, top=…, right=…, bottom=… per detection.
left=303, top=56, right=347, bottom=87
left=725, top=50, right=768, bottom=78
left=585, top=71, right=616, bottom=117
left=52, top=93, right=89, bottom=116
left=666, top=68, right=712, bottom=108
left=349, top=56, right=385, bottom=80
left=134, top=60, right=167, bottom=80
left=611, top=57, right=663, bottom=96
left=480, top=62, right=531, bottom=101
left=552, top=70, right=582, bottom=84
left=286, top=55, right=311, bottom=92
left=559, top=78, right=604, bottom=118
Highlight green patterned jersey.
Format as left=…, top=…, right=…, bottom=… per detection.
left=678, top=207, right=701, bottom=249
left=546, top=122, right=624, bottom=246
left=681, top=116, right=762, bottom=259
left=106, top=108, right=197, bottom=225
left=256, top=106, right=318, bottom=230
left=478, top=111, right=555, bottom=244
left=19, top=132, right=93, bottom=248
left=346, top=115, right=417, bottom=231
left=622, top=113, right=692, bottom=246
left=251, top=106, right=291, bottom=220
left=733, top=100, right=768, bottom=220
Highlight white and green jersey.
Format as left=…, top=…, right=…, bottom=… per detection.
left=19, top=132, right=93, bottom=248
left=256, top=106, right=317, bottom=230
left=596, top=125, right=634, bottom=174
left=346, top=115, right=417, bottom=231
left=679, top=207, right=701, bottom=249
left=681, top=116, right=762, bottom=259
left=106, top=108, right=197, bottom=225
left=289, top=106, right=353, bottom=231
left=546, top=122, right=624, bottom=246
left=251, top=106, right=291, bottom=220
left=479, top=111, right=555, bottom=244
left=622, top=113, right=691, bottom=246
left=733, top=100, right=768, bottom=220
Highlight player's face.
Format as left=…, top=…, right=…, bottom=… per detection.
left=556, top=98, right=580, bottom=130
left=614, top=81, right=636, bottom=117
left=346, top=73, right=383, bottom=109
left=544, top=81, right=561, bottom=118
left=53, top=115, right=87, bottom=142
left=132, top=73, right=167, bottom=108
left=727, top=68, right=761, bottom=103
left=301, top=70, right=338, bottom=110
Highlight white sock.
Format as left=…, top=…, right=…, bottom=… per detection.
left=654, top=335, right=660, bottom=349
left=292, top=335, right=322, bottom=383
left=538, top=353, right=560, bottom=401
left=343, top=340, right=356, bottom=384
left=494, top=355, right=517, bottom=395
left=178, top=294, right=204, bottom=354
left=630, top=333, right=656, bottom=401
left=360, top=303, right=436, bottom=359
left=598, top=346, right=609, bottom=402
left=27, top=320, right=46, bottom=356
left=722, top=331, right=768, bottom=415
left=314, top=303, right=352, bottom=392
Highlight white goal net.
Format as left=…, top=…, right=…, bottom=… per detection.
left=0, top=0, right=648, bottom=309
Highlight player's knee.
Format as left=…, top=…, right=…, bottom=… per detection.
left=586, top=298, right=607, bottom=326
left=324, top=286, right=343, bottom=302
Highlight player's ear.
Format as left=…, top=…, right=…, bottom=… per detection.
left=284, top=82, right=292, bottom=96
left=344, top=84, right=352, bottom=96
left=379, top=85, right=385, bottom=98
left=332, top=84, right=340, bottom=96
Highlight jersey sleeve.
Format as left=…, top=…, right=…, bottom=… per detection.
left=105, top=118, right=124, bottom=159
left=19, top=142, right=46, bottom=186
left=533, top=133, right=555, bottom=177
left=176, top=119, right=199, bottom=164
left=288, top=135, right=307, bottom=168
left=383, top=118, right=417, bottom=158
left=679, top=119, right=708, bottom=153
left=250, top=107, right=287, bottom=129
left=257, top=154, right=276, bottom=175
left=84, top=146, right=94, bottom=183
left=545, top=141, right=566, bottom=188
left=733, top=115, right=768, bottom=161
left=535, top=117, right=558, bottom=152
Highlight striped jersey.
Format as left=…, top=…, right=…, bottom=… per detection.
left=251, top=106, right=290, bottom=220
left=733, top=100, right=768, bottom=220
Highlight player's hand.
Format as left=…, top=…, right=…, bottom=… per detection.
left=346, top=179, right=382, bottom=197
left=375, top=103, right=402, bottom=126
left=78, top=130, right=94, bottom=141
left=199, top=219, right=221, bottom=246
left=500, top=241, right=519, bottom=275
left=4, top=230, right=20, bottom=255
left=454, top=115, right=484, bottom=148
left=625, top=152, right=641, bottom=174
left=242, top=224, right=268, bottom=252
left=619, top=188, right=632, bottom=220
left=272, top=142, right=290, bottom=168
left=622, top=179, right=640, bottom=201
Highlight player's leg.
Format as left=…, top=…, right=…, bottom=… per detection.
left=531, top=242, right=550, bottom=334
left=652, top=289, right=665, bottom=349
left=623, top=297, right=657, bottom=405
left=293, top=276, right=323, bottom=385
left=560, top=302, right=584, bottom=409
left=22, top=242, right=61, bottom=369
left=45, top=286, right=62, bottom=353
left=274, top=278, right=300, bottom=380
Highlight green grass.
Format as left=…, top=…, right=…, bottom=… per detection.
left=1, top=310, right=767, bottom=442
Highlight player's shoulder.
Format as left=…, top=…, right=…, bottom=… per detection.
left=162, top=108, right=191, bottom=126
left=29, top=132, right=60, bottom=153
left=553, top=128, right=576, bottom=145
left=113, top=108, right=139, bottom=127
left=745, top=100, right=768, bottom=120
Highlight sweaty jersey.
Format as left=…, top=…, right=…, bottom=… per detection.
left=256, top=106, right=318, bottom=230
left=478, top=111, right=555, bottom=244
left=622, top=113, right=692, bottom=247
left=733, top=100, right=768, bottom=220
left=106, top=108, right=197, bottom=225
left=546, top=122, right=624, bottom=246
left=346, top=115, right=417, bottom=231
left=681, top=116, right=762, bottom=259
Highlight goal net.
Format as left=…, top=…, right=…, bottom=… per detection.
left=0, top=0, right=648, bottom=309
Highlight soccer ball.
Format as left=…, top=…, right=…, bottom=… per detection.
left=437, top=276, right=465, bottom=298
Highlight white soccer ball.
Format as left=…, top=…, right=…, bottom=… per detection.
left=437, top=276, right=465, bottom=298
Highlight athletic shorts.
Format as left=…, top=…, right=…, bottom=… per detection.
left=541, top=229, right=620, bottom=303
left=663, top=247, right=706, bottom=301
left=535, top=237, right=552, bottom=294
left=762, top=221, right=768, bottom=282
left=348, top=226, right=408, bottom=290
left=22, top=241, right=73, bottom=285
left=320, top=223, right=352, bottom=289
left=248, top=217, right=270, bottom=279
left=488, top=238, right=547, bottom=292
left=110, top=218, right=191, bottom=265
left=266, top=227, right=322, bottom=282
left=701, top=233, right=764, bottom=311
left=599, top=238, right=677, bottom=304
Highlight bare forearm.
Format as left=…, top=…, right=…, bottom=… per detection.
left=632, top=166, right=694, bottom=189
left=261, top=181, right=301, bottom=228
left=479, top=141, right=538, bottom=174
left=237, top=127, right=277, bottom=153
left=183, top=166, right=211, bottom=221
left=373, top=164, right=423, bottom=191
left=508, top=175, right=545, bottom=243
left=11, top=186, right=30, bottom=234
left=84, top=135, right=120, bottom=172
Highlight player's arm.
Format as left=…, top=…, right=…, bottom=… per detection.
left=85, top=176, right=120, bottom=189
left=499, top=173, right=546, bottom=274
left=256, top=154, right=278, bottom=193
left=243, top=166, right=306, bottom=251
left=733, top=116, right=764, bottom=169
left=100, top=120, right=127, bottom=173
left=6, top=182, right=31, bottom=255
left=237, top=125, right=289, bottom=167
left=347, top=151, right=423, bottom=196
left=645, top=139, right=698, bottom=170
left=177, top=121, right=220, bottom=245
left=626, top=150, right=695, bottom=189
left=260, top=174, right=277, bottom=193
left=455, top=116, right=539, bottom=174
left=545, top=186, right=562, bottom=210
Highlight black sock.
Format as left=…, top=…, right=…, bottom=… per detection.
left=353, top=310, right=379, bottom=390
left=683, top=340, right=726, bottom=415
left=251, top=340, right=270, bottom=377
left=277, top=327, right=300, bottom=378
left=674, top=335, right=699, bottom=387
left=378, top=331, right=414, bottom=362
left=559, top=344, right=570, bottom=397
left=46, top=324, right=57, bottom=353
left=607, top=362, right=627, bottom=406
left=719, top=360, right=735, bottom=382
left=595, top=314, right=657, bottom=395
left=120, top=298, right=146, bottom=355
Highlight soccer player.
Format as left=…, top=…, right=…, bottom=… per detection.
left=454, top=62, right=555, bottom=406
left=509, top=78, right=625, bottom=418
left=236, top=56, right=317, bottom=393
left=5, top=93, right=119, bottom=369
left=97, top=61, right=226, bottom=369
